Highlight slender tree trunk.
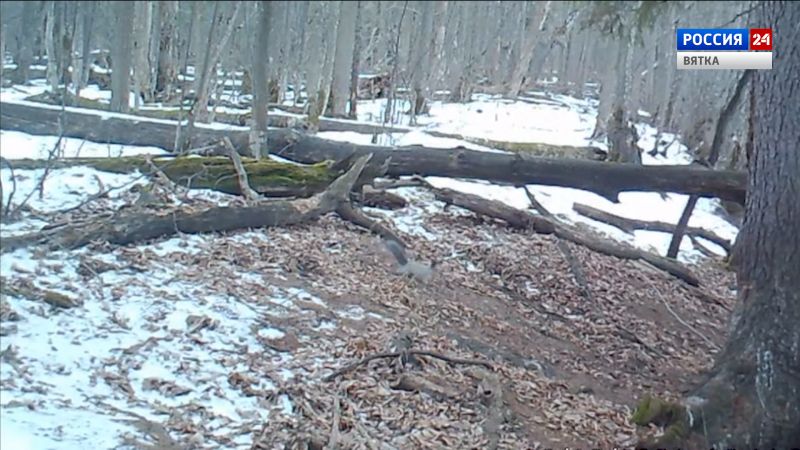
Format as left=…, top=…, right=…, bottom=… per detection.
left=250, top=1, right=271, bottom=159
left=347, top=1, right=362, bottom=120
left=132, top=0, right=154, bottom=109
left=666, top=70, right=754, bottom=258
left=110, top=2, right=135, bottom=113
left=44, top=1, right=59, bottom=89
left=507, top=1, right=547, bottom=98
left=191, top=1, right=242, bottom=123
left=673, top=3, right=800, bottom=448
left=329, top=0, right=357, bottom=117
left=155, top=0, right=179, bottom=100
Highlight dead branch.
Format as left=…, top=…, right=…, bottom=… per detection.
left=335, top=202, right=406, bottom=245
left=433, top=186, right=700, bottom=286
left=573, top=202, right=732, bottom=253
left=324, top=349, right=493, bottom=382
left=0, top=154, right=372, bottom=253
left=223, top=137, right=259, bottom=202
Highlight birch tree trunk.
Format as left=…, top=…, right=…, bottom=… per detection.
left=329, top=0, right=357, bottom=117
left=250, top=1, right=271, bottom=159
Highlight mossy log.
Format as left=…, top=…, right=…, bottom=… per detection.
left=6, top=156, right=335, bottom=197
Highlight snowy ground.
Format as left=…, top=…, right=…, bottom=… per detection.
left=0, top=79, right=739, bottom=448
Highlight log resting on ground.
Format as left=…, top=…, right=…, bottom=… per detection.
left=0, top=155, right=372, bottom=253
left=1, top=101, right=746, bottom=203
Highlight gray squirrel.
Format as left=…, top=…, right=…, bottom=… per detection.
left=383, top=239, right=434, bottom=282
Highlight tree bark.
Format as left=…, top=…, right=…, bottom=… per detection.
left=652, top=2, right=800, bottom=448
left=347, top=1, right=362, bottom=120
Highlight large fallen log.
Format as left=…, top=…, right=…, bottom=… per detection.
left=5, top=156, right=335, bottom=197
left=0, top=155, right=371, bottom=253
left=270, top=132, right=746, bottom=204
left=572, top=202, right=732, bottom=253
left=1, top=101, right=747, bottom=203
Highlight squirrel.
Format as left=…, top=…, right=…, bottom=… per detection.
left=383, top=239, right=434, bottom=283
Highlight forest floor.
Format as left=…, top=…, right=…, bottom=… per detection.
left=1, top=78, right=738, bottom=449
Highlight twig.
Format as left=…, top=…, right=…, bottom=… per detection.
left=525, top=186, right=593, bottom=301
left=223, top=137, right=260, bottom=202
left=0, top=157, right=17, bottom=220
left=656, top=290, right=719, bottom=351
left=324, top=349, right=493, bottom=382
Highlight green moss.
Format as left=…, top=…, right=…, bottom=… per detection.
left=8, top=156, right=335, bottom=197
left=632, top=395, right=690, bottom=446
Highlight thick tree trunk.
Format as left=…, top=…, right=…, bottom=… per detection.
left=13, top=1, right=38, bottom=84
left=0, top=101, right=747, bottom=204
left=652, top=3, right=800, bottom=448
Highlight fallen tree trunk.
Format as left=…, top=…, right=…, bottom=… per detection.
left=5, top=156, right=335, bottom=197
left=271, top=132, right=746, bottom=204
left=572, top=202, right=733, bottom=253
left=431, top=188, right=700, bottom=286
left=1, top=101, right=747, bottom=203
left=0, top=155, right=371, bottom=253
